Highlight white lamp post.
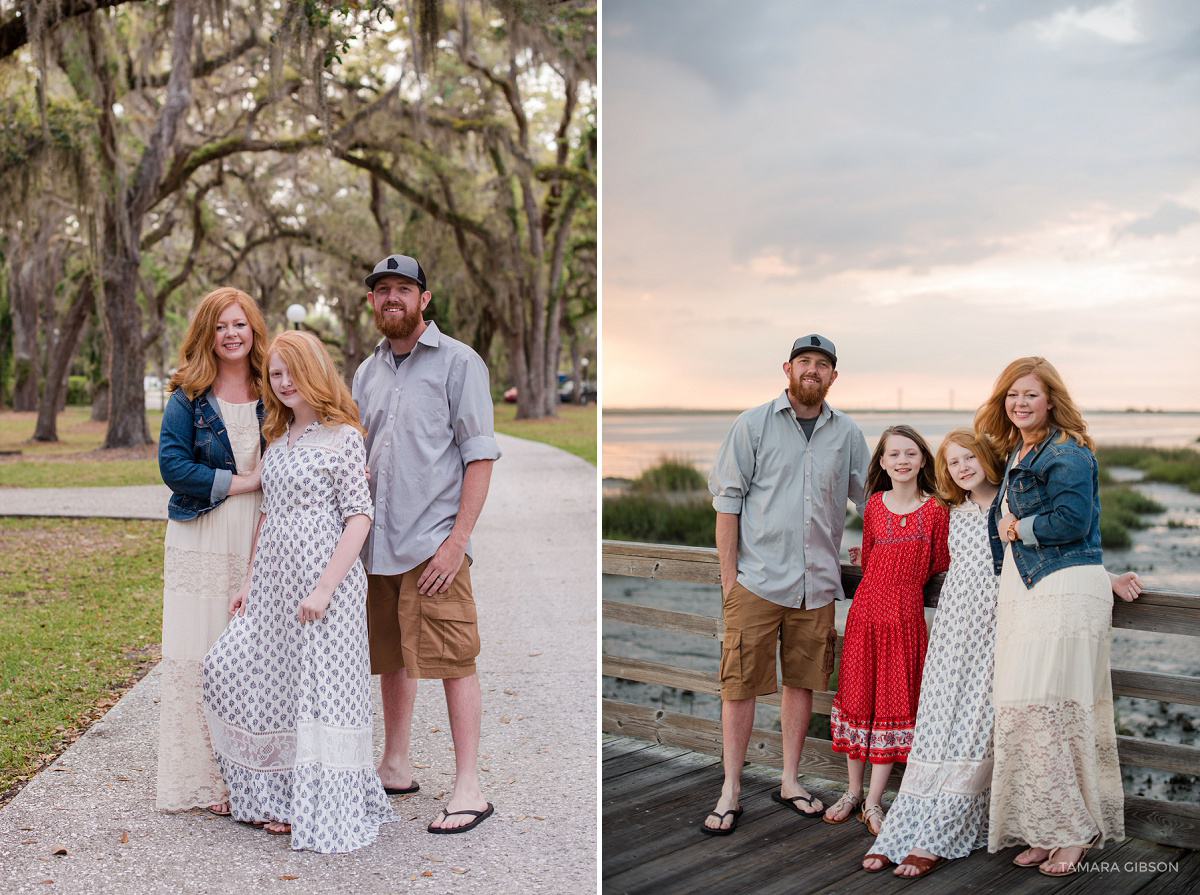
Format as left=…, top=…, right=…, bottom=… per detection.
left=285, top=304, right=307, bottom=330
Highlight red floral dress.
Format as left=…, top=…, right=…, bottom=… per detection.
left=831, top=492, right=950, bottom=764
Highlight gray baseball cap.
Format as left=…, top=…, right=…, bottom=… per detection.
left=366, top=254, right=427, bottom=291
left=789, top=334, right=837, bottom=367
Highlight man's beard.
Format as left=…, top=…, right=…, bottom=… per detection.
left=789, top=377, right=830, bottom=407
left=374, top=302, right=421, bottom=339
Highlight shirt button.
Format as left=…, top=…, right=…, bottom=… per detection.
left=388, top=414, right=394, bottom=420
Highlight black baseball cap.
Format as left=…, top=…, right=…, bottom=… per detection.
left=789, top=334, right=837, bottom=367
left=366, top=254, right=427, bottom=291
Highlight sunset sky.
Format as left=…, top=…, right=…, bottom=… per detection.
left=601, top=0, right=1200, bottom=411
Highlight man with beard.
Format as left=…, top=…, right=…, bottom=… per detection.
left=701, top=334, right=869, bottom=835
left=351, top=254, right=502, bottom=833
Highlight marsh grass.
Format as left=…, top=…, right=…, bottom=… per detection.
left=630, top=456, right=706, bottom=492
left=605, top=452, right=1176, bottom=550
left=603, top=492, right=716, bottom=546
left=0, top=518, right=163, bottom=802
left=1097, top=445, right=1200, bottom=493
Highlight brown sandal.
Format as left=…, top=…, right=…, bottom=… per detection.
left=897, top=854, right=946, bottom=877
left=862, top=853, right=891, bottom=872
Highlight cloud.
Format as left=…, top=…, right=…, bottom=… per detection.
left=1114, top=201, right=1200, bottom=240
left=602, top=1, right=1200, bottom=409
left=1034, top=0, right=1145, bottom=45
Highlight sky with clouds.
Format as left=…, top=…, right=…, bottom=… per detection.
left=602, top=0, right=1200, bottom=411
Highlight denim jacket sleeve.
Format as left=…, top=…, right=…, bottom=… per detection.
left=1026, top=445, right=1096, bottom=546
left=158, top=390, right=230, bottom=502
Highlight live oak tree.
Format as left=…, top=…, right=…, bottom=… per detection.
left=0, top=0, right=594, bottom=436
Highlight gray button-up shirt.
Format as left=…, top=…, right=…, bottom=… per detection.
left=352, top=322, right=502, bottom=575
left=709, top=392, right=869, bottom=609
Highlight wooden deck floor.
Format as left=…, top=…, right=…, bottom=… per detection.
left=603, top=735, right=1200, bottom=895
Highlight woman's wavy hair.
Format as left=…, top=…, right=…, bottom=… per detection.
left=935, top=427, right=1003, bottom=507
left=974, top=356, right=1094, bottom=453
left=167, top=287, right=267, bottom=400
left=261, top=330, right=364, bottom=442
left=865, top=424, right=940, bottom=501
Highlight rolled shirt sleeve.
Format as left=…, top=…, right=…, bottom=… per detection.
left=450, top=351, right=502, bottom=465
left=709, top=418, right=754, bottom=515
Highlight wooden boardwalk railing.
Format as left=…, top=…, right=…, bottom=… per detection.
left=602, top=539, right=1200, bottom=850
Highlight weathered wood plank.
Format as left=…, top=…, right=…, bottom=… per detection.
left=1112, top=667, right=1200, bottom=706
left=1113, top=600, right=1200, bottom=638
left=604, top=540, right=1200, bottom=627
left=1124, top=794, right=1200, bottom=850
left=601, top=655, right=836, bottom=713
left=603, top=553, right=722, bottom=586
left=602, top=600, right=721, bottom=639
left=601, top=699, right=900, bottom=787
left=1129, top=845, right=1200, bottom=895
left=1118, top=736, right=1200, bottom=776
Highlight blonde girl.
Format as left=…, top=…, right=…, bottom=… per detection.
left=202, top=331, right=393, bottom=852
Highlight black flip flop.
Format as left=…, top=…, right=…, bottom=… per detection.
left=384, top=782, right=420, bottom=795
left=772, top=791, right=823, bottom=818
left=700, top=807, right=743, bottom=836
left=427, top=802, right=494, bottom=834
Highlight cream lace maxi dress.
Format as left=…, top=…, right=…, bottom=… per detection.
left=987, top=492, right=1124, bottom=852
left=202, top=422, right=392, bottom=853
left=156, top=399, right=261, bottom=811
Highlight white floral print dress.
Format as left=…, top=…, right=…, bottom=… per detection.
left=869, top=499, right=999, bottom=862
left=202, top=421, right=393, bottom=853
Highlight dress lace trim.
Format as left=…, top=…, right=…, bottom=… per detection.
left=206, top=711, right=375, bottom=773
left=156, top=658, right=227, bottom=810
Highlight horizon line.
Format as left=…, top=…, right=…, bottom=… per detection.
left=603, top=406, right=1200, bottom=415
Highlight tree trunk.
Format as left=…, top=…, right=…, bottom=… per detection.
left=99, top=249, right=145, bottom=438
left=98, top=0, right=195, bottom=448
left=10, top=250, right=40, bottom=411
left=33, top=278, right=95, bottom=441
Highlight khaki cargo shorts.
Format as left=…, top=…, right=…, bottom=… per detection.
left=719, top=581, right=836, bottom=701
left=367, top=557, right=479, bottom=680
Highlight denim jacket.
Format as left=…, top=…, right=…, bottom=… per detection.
left=158, top=388, right=264, bottom=521
left=988, top=428, right=1102, bottom=588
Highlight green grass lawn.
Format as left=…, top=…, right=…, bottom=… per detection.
left=0, top=408, right=163, bottom=487
left=492, top=401, right=596, bottom=465
left=0, top=518, right=163, bottom=801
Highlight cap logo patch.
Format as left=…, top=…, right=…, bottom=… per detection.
left=387, top=257, right=398, bottom=270
left=810, top=336, right=820, bottom=346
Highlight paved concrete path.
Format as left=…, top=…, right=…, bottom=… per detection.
left=0, top=434, right=597, bottom=895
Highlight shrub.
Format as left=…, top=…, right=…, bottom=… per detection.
left=602, top=493, right=715, bottom=546
left=65, top=375, right=90, bottom=406
left=630, top=456, right=706, bottom=493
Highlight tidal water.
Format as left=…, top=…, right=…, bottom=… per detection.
left=603, top=409, right=1200, bottom=480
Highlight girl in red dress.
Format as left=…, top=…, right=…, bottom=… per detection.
left=823, top=424, right=950, bottom=835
